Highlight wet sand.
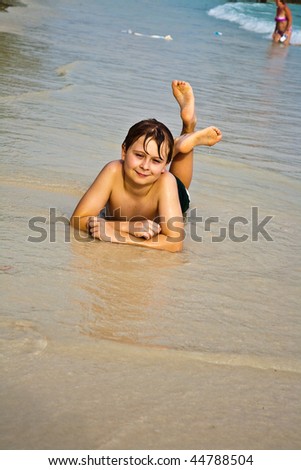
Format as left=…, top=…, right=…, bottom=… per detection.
left=1, top=328, right=301, bottom=450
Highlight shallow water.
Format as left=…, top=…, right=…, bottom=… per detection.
left=1, top=0, right=301, bottom=450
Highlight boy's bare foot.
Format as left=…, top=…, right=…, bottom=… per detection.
left=172, top=80, right=197, bottom=133
left=174, top=126, right=222, bottom=155
left=197, top=126, right=222, bottom=147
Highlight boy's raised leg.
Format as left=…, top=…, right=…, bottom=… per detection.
left=169, top=80, right=197, bottom=189
left=171, top=79, right=197, bottom=134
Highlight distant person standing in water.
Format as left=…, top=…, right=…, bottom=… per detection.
left=273, top=0, right=292, bottom=46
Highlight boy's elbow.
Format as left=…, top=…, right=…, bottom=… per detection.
left=70, top=215, right=80, bottom=230
left=70, top=214, right=89, bottom=232
left=164, top=226, right=185, bottom=252
left=170, top=241, right=183, bottom=252
left=164, top=238, right=183, bottom=253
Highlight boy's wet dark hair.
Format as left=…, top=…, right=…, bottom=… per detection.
left=122, top=119, right=174, bottom=164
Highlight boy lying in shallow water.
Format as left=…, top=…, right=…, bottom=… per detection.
left=70, top=80, right=222, bottom=252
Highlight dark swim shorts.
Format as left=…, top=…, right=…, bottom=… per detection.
left=175, top=176, right=190, bottom=213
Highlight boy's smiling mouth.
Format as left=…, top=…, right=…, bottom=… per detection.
left=135, top=170, right=150, bottom=177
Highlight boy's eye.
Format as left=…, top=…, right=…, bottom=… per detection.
left=153, top=159, right=162, bottom=164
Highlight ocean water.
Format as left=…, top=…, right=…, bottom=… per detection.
left=1, top=0, right=301, bottom=450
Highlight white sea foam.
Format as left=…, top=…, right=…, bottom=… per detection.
left=208, top=4, right=274, bottom=34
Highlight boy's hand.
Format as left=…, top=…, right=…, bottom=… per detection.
left=129, top=220, right=161, bottom=240
left=87, top=217, right=114, bottom=241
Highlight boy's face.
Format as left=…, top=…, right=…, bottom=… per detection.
left=122, top=136, right=169, bottom=184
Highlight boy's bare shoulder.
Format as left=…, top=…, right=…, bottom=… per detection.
left=103, top=159, right=123, bottom=174
left=154, top=171, right=178, bottom=200
left=158, top=170, right=177, bottom=187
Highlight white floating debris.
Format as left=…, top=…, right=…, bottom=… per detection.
left=122, top=30, right=173, bottom=40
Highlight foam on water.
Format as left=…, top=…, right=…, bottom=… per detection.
left=209, top=3, right=273, bottom=34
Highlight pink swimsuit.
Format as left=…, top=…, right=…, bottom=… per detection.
left=275, top=13, right=292, bottom=35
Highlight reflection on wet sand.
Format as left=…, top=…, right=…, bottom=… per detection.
left=69, top=228, right=187, bottom=348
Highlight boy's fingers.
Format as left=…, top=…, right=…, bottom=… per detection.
left=153, top=225, right=161, bottom=234
left=135, top=231, right=149, bottom=239
left=87, top=217, right=102, bottom=237
left=88, top=216, right=99, bottom=227
left=148, top=220, right=161, bottom=233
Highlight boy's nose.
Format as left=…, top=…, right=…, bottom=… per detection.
left=140, top=158, right=150, bottom=170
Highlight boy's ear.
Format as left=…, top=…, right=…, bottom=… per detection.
left=161, top=166, right=167, bottom=174
left=121, top=144, right=126, bottom=160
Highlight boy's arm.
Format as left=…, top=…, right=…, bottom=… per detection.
left=88, top=217, right=184, bottom=252
left=157, top=172, right=185, bottom=245
left=98, top=215, right=162, bottom=240
left=70, top=161, right=118, bottom=232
